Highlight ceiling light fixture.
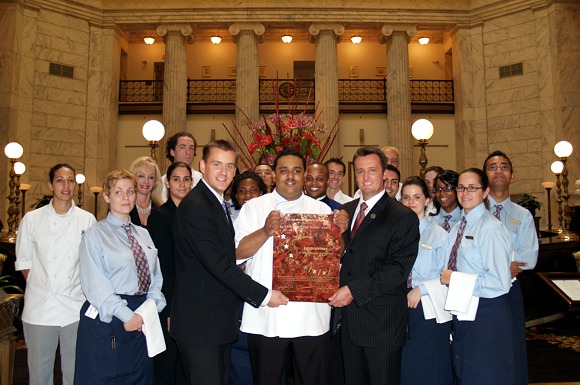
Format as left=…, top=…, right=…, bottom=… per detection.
left=418, top=36, right=430, bottom=45
left=281, top=35, right=293, bottom=43
left=143, top=36, right=155, bottom=45
left=350, top=35, right=362, bottom=44
left=210, top=35, right=222, bottom=44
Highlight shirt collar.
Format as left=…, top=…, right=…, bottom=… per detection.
left=106, top=211, right=132, bottom=227
left=359, top=190, right=385, bottom=212
left=202, top=179, right=224, bottom=204
left=462, top=202, right=487, bottom=223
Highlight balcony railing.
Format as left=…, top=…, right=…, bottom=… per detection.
left=119, top=79, right=454, bottom=114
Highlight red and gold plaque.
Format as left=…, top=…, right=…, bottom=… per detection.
left=273, top=214, right=342, bottom=302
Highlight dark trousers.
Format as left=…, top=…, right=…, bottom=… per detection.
left=341, top=312, right=403, bottom=385
left=154, top=314, right=187, bottom=385
left=229, top=303, right=253, bottom=385
left=75, top=296, right=153, bottom=385
left=507, top=279, right=528, bottom=385
left=247, top=332, right=330, bottom=385
left=452, top=295, right=513, bottom=385
left=176, top=341, right=232, bottom=385
left=401, top=302, right=453, bottom=385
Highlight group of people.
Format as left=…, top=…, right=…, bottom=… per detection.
left=14, top=129, right=537, bottom=385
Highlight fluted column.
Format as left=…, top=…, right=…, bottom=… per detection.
left=157, top=24, right=192, bottom=139
left=309, top=23, right=344, bottom=159
left=380, top=25, right=416, bottom=177
left=229, top=23, right=264, bottom=148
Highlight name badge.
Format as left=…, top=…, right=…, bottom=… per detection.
left=420, top=243, right=432, bottom=250
left=465, top=235, right=474, bottom=240
left=510, top=218, right=521, bottom=225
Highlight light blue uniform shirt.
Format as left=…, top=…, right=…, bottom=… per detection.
left=412, top=217, right=449, bottom=295
left=79, top=212, right=166, bottom=323
left=429, top=205, right=462, bottom=232
left=488, top=196, right=538, bottom=270
left=443, top=203, right=512, bottom=298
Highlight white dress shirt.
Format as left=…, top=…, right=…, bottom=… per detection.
left=16, top=201, right=96, bottom=327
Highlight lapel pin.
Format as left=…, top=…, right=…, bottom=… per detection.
left=370, top=213, right=376, bottom=219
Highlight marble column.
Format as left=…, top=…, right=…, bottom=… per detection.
left=380, top=25, right=416, bottom=178
left=309, top=23, right=344, bottom=160
left=229, top=23, right=264, bottom=155
left=156, top=24, right=192, bottom=140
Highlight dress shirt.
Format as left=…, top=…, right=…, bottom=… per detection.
left=429, top=205, right=462, bottom=230
left=161, top=169, right=202, bottom=202
left=234, top=191, right=332, bottom=338
left=16, top=201, right=96, bottom=327
left=79, top=212, right=165, bottom=323
left=488, top=196, right=538, bottom=270
left=413, top=217, right=448, bottom=295
left=331, top=190, right=354, bottom=204
left=442, top=203, right=512, bottom=298
left=350, top=190, right=385, bottom=232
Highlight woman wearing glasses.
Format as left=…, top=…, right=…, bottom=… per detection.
left=400, top=177, right=452, bottom=385
left=429, top=170, right=462, bottom=232
left=440, top=168, right=513, bottom=385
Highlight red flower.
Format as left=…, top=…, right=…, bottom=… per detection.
left=275, top=146, right=284, bottom=153
left=261, top=135, right=273, bottom=146
left=252, top=130, right=262, bottom=142
left=282, top=136, right=292, bottom=146
left=249, top=142, right=258, bottom=154
left=301, top=131, right=316, bottom=141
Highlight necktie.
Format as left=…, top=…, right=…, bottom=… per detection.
left=447, top=217, right=466, bottom=271
left=123, top=224, right=151, bottom=294
left=351, top=202, right=368, bottom=236
left=493, top=204, right=503, bottom=220
left=222, top=200, right=231, bottom=216
left=442, top=215, right=452, bottom=232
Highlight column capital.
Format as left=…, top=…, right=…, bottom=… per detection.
left=156, top=24, right=193, bottom=38
left=229, top=23, right=265, bottom=42
left=308, top=23, right=345, bottom=43
left=379, top=25, right=417, bottom=43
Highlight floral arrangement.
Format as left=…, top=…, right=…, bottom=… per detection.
left=224, top=80, right=339, bottom=170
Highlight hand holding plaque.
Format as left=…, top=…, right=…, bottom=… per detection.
left=272, top=213, right=342, bottom=302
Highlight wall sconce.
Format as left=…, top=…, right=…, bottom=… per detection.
left=20, top=183, right=31, bottom=218
left=411, top=119, right=434, bottom=177
left=90, top=186, right=103, bottom=218
left=350, top=35, right=362, bottom=44
left=2, top=142, right=24, bottom=242
left=281, top=35, right=293, bottom=43
left=418, top=36, right=430, bottom=45
left=143, top=36, right=155, bottom=45
left=210, top=35, right=222, bottom=44
left=553, top=141, right=577, bottom=239
left=142, top=119, right=165, bottom=161
left=550, top=160, right=564, bottom=234
left=76, top=173, right=85, bottom=208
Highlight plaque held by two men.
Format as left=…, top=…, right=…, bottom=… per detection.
left=272, top=213, right=342, bottom=302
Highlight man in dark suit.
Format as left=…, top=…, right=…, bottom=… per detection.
left=304, top=162, right=342, bottom=210
left=171, top=140, right=289, bottom=385
left=329, top=146, right=419, bottom=385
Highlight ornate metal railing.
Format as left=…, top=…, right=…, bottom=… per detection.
left=119, top=80, right=163, bottom=102
left=410, top=80, right=454, bottom=102
left=118, top=79, right=454, bottom=114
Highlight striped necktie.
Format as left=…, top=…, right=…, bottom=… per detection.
left=447, top=217, right=467, bottom=271
left=123, top=224, right=151, bottom=294
left=493, top=204, right=503, bottom=220
left=442, top=215, right=452, bottom=232
left=351, top=202, right=368, bottom=236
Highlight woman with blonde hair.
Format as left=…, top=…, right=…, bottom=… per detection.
left=129, top=156, right=163, bottom=227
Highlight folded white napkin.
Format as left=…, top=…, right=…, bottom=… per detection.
left=422, top=279, right=452, bottom=323
left=135, top=298, right=166, bottom=357
left=444, top=272, right=479, bottom=321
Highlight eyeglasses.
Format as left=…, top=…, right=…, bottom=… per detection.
left=433, top=185, right=455, bottom=193
left=455, top=186, right=484, bottom=192
left=487, top=164, right=511, bottom=172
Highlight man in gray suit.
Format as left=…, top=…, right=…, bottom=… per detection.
left=329, top=146, right=419, bottom=385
